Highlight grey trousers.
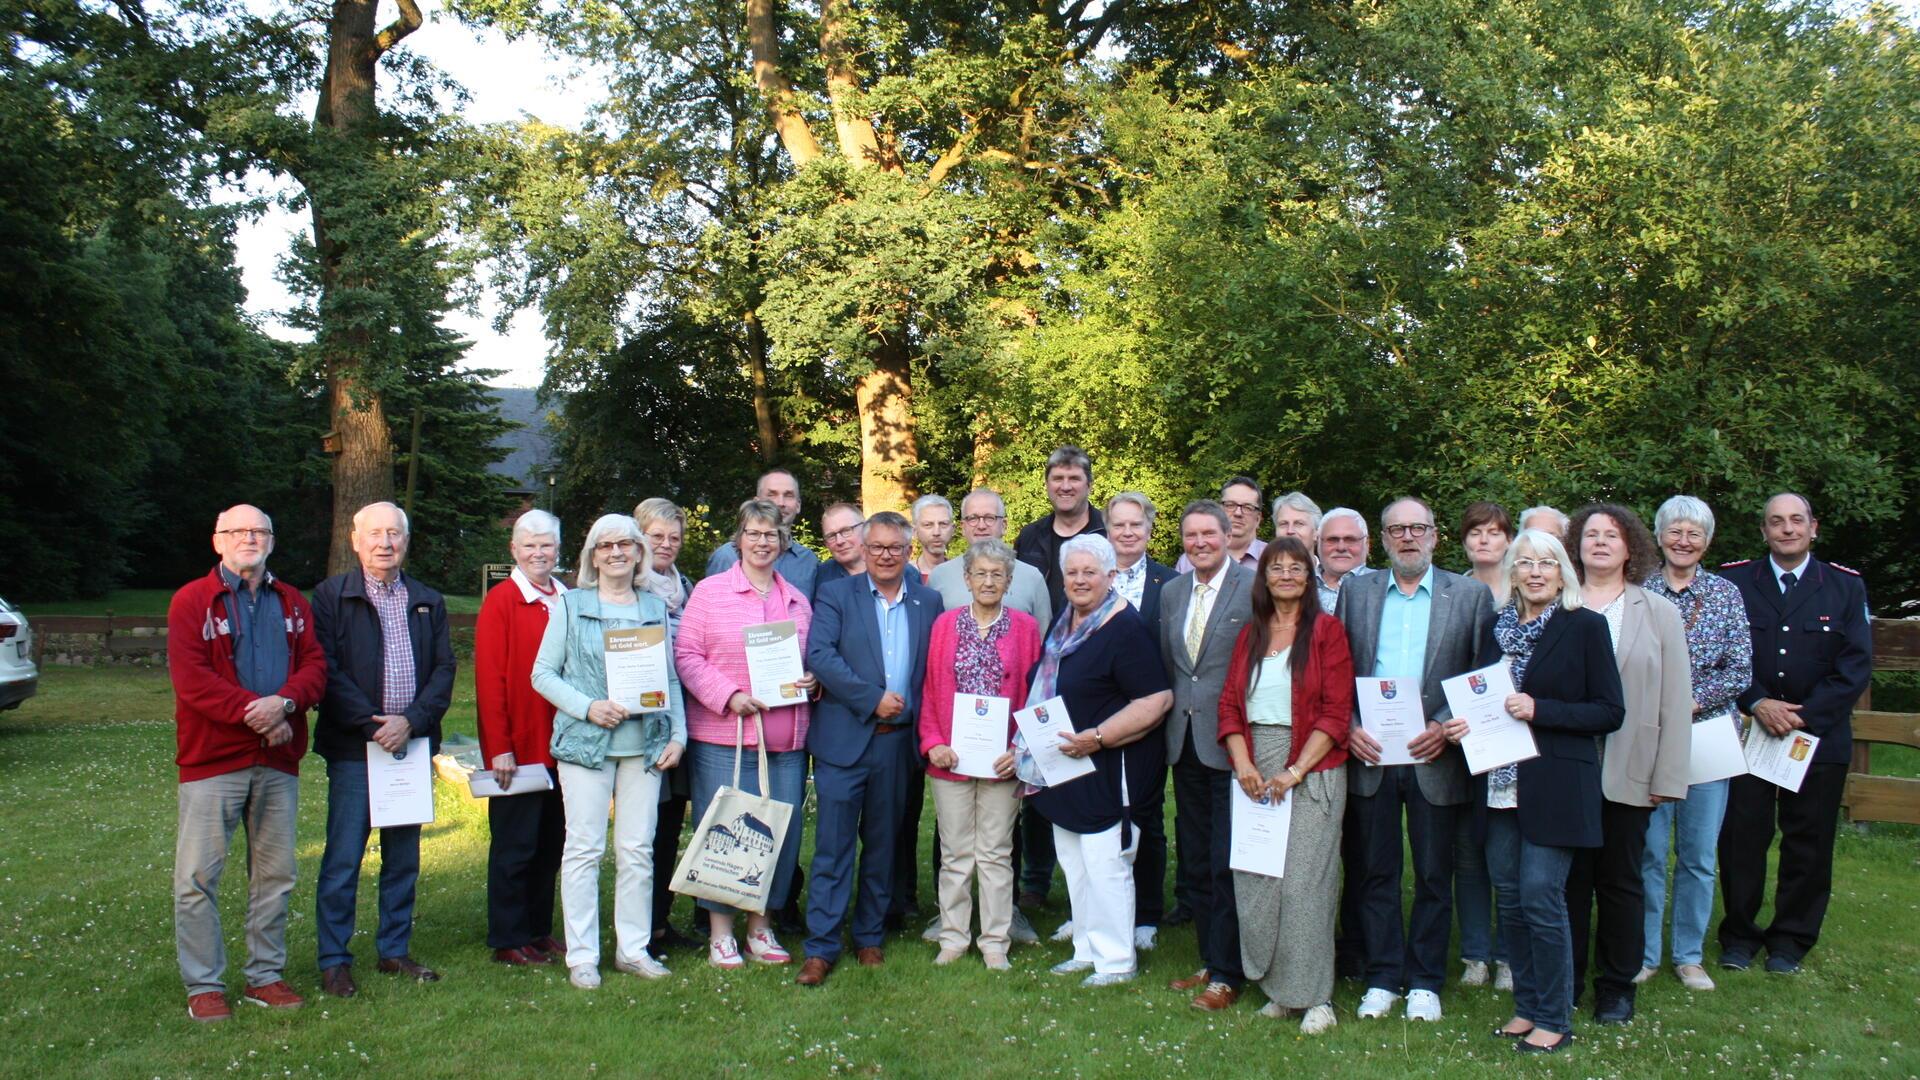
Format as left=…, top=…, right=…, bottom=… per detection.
left=174, top=767, right=299, bottom=994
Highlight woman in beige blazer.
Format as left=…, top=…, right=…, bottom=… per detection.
left=1562, top=502, right=1693, bottom=1026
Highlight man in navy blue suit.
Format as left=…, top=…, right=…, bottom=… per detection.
left=796, top=511, right=943, bottom=985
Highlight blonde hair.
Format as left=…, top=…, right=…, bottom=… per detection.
left=1503, top=528, right=1583, bottom=611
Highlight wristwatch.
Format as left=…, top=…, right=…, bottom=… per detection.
left=282, top=697, right=297, bottom=717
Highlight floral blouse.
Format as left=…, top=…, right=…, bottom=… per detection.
left=1643, top=568, right=1753, bottom=719
left=954, top=607, right=1009, bottom=697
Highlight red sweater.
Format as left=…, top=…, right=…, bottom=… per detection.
left=918, top=607, right=1043, bottom=782
left=1216, top=613, right=1354, bottom=773
left=475, top=575, right=561, bottom=768
left=168, top=567, right=328, bottom=782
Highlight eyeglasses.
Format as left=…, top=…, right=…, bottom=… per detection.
left=741, top=529, right=781, bottom=543
left=1264, top=563, right=1310, bottom=578
left=968, top=570, right=1008, bottom=583
left=1222, top=500, right=1261, bottom=516
left=595, top=539, right=638, bottom=553
left=1662, top=528, right=1708, bottom=544
left=1384, top=523, right=1434, bottom=539
left=1514, top=557, right=1560, bottom=572
left=216, top=528, right=273, bottom=540
left=823, top=523, right=865, bottom=543
left=866, top=543, right=907, bottom=557
left=961, top=514, right=1005, bottom=526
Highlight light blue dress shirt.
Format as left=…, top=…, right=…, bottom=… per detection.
left=1373, top=566, right=1435, bottom=682
left=871, top=580, right=913, bottom=712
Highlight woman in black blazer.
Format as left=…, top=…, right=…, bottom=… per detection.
left=1443, top=528, right=1624, bottom=1054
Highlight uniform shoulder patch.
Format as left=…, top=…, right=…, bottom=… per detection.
left=1719, top=558, right=1753, bottom=569
left=1828, top=561, right=1862, bottom=576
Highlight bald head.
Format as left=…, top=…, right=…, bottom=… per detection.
left=213, top=504, right=275, bottom=582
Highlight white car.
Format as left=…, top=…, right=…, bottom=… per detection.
left=0, top=597, right=39, bottom=710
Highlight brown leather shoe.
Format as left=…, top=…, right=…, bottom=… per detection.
left=320, top=965, right=357, bottom=999
left=494, top=947, right=539, bottom=966
left=1169, top=967, right=1211, bottom=991
left=855, top=946, right=885, bottom=968
left=795, top=957, right=834, bottom=986
left=376, top=955, right=442, bottom=982
left=530, top=935, right=565, bottom=964
left=1191, top=982, right=1241, bottom=1011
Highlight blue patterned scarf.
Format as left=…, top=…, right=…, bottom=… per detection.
left=1014, top=587, right=1123, bottom=789
left=1489, top=601, right=1555, bottom=791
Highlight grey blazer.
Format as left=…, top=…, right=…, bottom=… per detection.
left=1600, top=585, right=1695, bottom=806
left=1337, top=566, right=1500, bottom=805
left=1157, top=563, right=1255, bottom=772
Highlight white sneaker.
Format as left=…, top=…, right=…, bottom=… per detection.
left=743, top=927, right=791, bottom=964
left=1050, top=958, right=1094, bottom=975
left=708, top=934, right=745, bottom=970
left=1009, top=908, right=1040, bottom=945
left=1632, top=964, right=1658, bottom=985
left=1493, top=961, right=1514, bottom=991
left=1134, top=926, right=1158, bottom=951
left=1356, top=987, right=1400, bottom=1018
left=921, top=918, right=943, bottom=942
left=614, top=952, right=672, bottom=979
left=1300, top=1002, right=1339, bottom=1035
left=1676, top=963, right=1717, bottom=991
left=568, top=965, right=600, bottom=989
left=1405, top=988, right=1442, bottom=1021
left=934, top=947, right=966, bottom=966
left=1258, top=1001, right=1290, bottom=1019
left=1050, top=920, right=1075, bottom=943
left=1082, top=969, right=1136, bottom=987
left=1460, top=959, right=1490, bottom=987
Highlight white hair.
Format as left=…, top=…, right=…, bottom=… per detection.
left=575, top=514, right=649, bottom=588
left=1059, top=533, right=1117, bottom=574
left=1504, top=528, right=1583, bottom=611
left=911, top=493, right=954, bottom=521
left=962, top=488, right=1007, bottom=518
left=1654, top=495, right=1716, bottom=546
left=1272, top=491, right=1323, bottom=532
left=512, top=509, right=561, bottom=546
left=1519, top=505, right=1568, bottom=535
left=1105, top=491, right=1158, bottom=530
left=961, top=537, right=1018, bottom=576
left=215, top=505, right=275, bottom=534
left=353, top=501, right=409, bottom=535
left=1320, top=506, right=1368, bottom=538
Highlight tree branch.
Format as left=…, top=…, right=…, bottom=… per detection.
left=373, top=0, right=423, bottom=57
left=747, top=0, right=823, bottom=165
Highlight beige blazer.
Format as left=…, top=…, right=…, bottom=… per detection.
left=1601, top=585, right=1694, bottom=805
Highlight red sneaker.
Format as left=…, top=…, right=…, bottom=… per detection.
left=187, top=992, right=231, bottom=1023
left=242, top=980, right=305, bottom=1010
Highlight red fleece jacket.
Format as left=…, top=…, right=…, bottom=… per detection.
left=168, top=567, right=328, bottom=782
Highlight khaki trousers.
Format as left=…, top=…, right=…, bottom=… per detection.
left=931, top=776, right=1020, bottom=954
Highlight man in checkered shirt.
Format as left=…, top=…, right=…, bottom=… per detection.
left=310, top=502, right=457, bottom=998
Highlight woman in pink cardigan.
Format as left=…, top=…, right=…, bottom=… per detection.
left=918, top=538, right=1043, bottom=971
left=673, top=499, right=817, bottom=970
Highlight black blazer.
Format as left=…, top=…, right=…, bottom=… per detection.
left=1135, top=558, right=1178, bottom=632
left=1485, top=605, right=1625, bottom=849
left=310, top=569, right=456, bottom=762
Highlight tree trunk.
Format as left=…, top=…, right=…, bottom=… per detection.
left=856, top=335, right=917, bottom=512
left=744, top=306, right=778, bottom=464
left=313, top=0, right=421, bottom=574
left=820, top=0, right=883, bottom=169
left=747, top=0, right=821, bottom=165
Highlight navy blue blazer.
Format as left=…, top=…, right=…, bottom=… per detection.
left=1492, top=605, right=1626, bottom=849
left=310, top=569, right=456, bottom=763
left=1723, top=555, right=1871, bottom=765
left=1134, top=558, right=1179, bottom=633
left=805, top=573, right=944, bottom=769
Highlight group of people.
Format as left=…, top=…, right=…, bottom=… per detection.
left=168, top=450, right=1873, bottom=1057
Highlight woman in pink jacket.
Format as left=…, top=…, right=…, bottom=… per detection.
left=673, top=499, right=817, bottom=970
left=917, top=538, right=1043, bottom=971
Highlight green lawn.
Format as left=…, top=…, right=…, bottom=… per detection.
left=19, top=589, right=483, bottom=617
left=2, top=667, right=1916, bottom=1078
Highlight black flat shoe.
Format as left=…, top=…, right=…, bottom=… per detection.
left=1493, top=1026, right=1530, bottom=1039
left=1594, top=997, right=1634, bottom=1025
left=1515, top=1034, right=1573, bottom=1054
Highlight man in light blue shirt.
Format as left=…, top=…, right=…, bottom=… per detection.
left=706, top=468, right=821, bottom=599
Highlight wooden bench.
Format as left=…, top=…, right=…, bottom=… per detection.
left=1845, top=620, right=1920, bottom=826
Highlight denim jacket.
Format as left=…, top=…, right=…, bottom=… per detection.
left=532, top=587, right=688, bottom=768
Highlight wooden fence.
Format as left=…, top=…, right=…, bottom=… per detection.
left=1846, top=619, right=1920, bottom=826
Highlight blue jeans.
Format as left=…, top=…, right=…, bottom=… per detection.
left=1486, top=810, right=1575, bottom=1035
left=1642, top=778, right=1730, bottom=967
left=687, top=741, right=808, bottom=917
left=315, top=760, right=421, bottom=969
left=1453, top=811, right=1503, bottom=963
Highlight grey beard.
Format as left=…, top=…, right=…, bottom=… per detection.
left=1390, top=553, right=1432, bottom=579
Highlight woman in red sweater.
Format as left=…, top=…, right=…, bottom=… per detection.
left=1216, top=536, right=1354, bottom=1035
left=475, top=510, right=569, bottom=966
left=917, top=538, right=1042, bottom=971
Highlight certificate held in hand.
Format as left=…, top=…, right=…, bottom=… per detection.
left=1012, top=696, right=1095, bottom=787
left=367, top=737, right=434, bottom=827
left=1354, top=677, right=1423, bottom=766
left=1743, top=724, right=1819, bottom=793
left=1229, top=783, right=1292, bottom=878
left=742, top=620, right=807, bottom=706
left=604, top=625, right=671, bottom=713
left=949, top=694, right=1011, bottom=780
left=1440, top=662, right=1538, bottom=775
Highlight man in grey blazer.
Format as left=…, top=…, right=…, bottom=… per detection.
left=1336, top=497, right=1499, bottom=1023
left=1158, top=501, right=1255, bottom=1011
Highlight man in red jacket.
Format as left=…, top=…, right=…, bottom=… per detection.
left=168, top=504, right=327, bottom=1022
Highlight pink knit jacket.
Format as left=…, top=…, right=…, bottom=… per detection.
left=918, top=606, right=1043, bottom=782
left=673, top=564, right=813, bottom=750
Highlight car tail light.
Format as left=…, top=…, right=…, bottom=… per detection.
left=0, top=624, right=15, bottom=641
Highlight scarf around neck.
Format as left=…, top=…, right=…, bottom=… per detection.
left=1014, top=586, right=1123, bottom=789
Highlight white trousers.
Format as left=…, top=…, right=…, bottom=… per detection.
left=1053, top=820, right=1139, bottom=974
left=557, top=758, right=662, bottom=968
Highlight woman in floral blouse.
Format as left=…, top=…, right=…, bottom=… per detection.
left=1637, top=495, right=1753, bottom=992
left=917, top=538, right=1043, bottom=971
